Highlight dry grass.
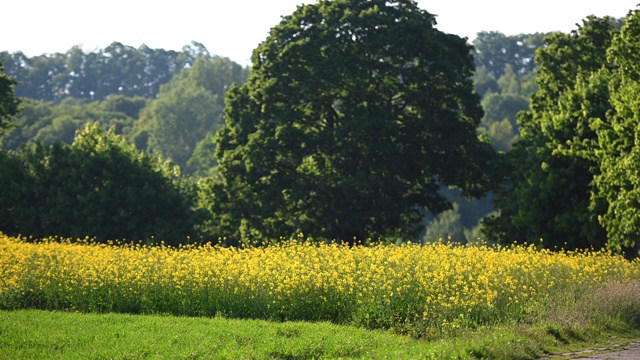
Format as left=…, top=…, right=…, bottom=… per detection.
left=583, top=280, right=640, bottom=328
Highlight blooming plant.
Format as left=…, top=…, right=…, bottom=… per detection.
left=1, top=234, right=638, bottom=337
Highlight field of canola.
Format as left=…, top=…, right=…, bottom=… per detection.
left=1, top=233, right=639, bottom=337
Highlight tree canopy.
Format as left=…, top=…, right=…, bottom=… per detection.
left=208, top=0, right=496, bottom=245
left=3, top=5, right=637, bottom=254
left=483, top=13, right=640, bottom=256
left=0, top=122, right=204, bottom=245
left=0, top=42, right=224, bottom=102
left=1, top=96, right=147, bottom=150
left=0, top=60, right=21, bottom=136
left=589, top=8, right=640, bottom=256
left=472, top=31, right=548, bottom=78
left=131, top=56, right=248, bottom=174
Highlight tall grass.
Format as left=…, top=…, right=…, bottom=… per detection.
left=1, top=233, right=639, bottom=338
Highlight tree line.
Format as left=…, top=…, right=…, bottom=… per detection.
left=0, top=41, right=219, bottom=102
left=0, top=0, right=636, bottom=257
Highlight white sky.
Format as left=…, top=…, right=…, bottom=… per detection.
left=2, top=1, right=637, bottom=66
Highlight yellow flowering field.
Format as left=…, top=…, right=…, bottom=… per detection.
left=1, top=233, right=639, bottom=336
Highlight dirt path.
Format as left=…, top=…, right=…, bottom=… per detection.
left=541, top=340, right=640, bottom=359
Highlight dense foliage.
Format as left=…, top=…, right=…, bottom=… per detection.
left=0, top=123, right=205, bottom=245
left=131, top=56, right=249, bottom=174
left=472, top=31, right=547, bottom=78
left=485, top=16, right=617, bottom=250
left=1, top=96, right=148, bottom=150
left=0, top=42, right=215, bottom=102
left=486, top=10, right=640, bottom=258
left=2, top=234, right=639, bottom=338
left=1, top=55, right=249, bottom=176
left=421, top=33, right=542, bottom=245
left=591, top=9, right=640, bottom=255
left=0, top=60, right=20, bottom=135
left=209, top=0, right=497, bottom=245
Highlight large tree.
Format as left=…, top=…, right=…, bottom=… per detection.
left=135, top=76, right=221, bottom=171
left=209, top=0, right=496, bottom=244
left=590, top=8, right=640, bottom=256
left=484, top=16, right=620, bottom=250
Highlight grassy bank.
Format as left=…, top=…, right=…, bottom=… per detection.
left=2, top=309, right=640, bottom=359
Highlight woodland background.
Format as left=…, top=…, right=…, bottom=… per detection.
left=0, top=3, right=637, bottom=257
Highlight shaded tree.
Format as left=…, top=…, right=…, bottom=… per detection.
left=473, top=66, right=500, bottom=97
left=0, top=98, right=53, bottom=149
left=0, top=59, right=21, bottom=136
left=0, top=122, right=205, bottom=245
left=144, top=78, right=221, bottom=171
left=170, top=55, right=249, bottom=105
left=102, top=94, right=149, bottom=119
left=187, top=133, right=218, bottom=177
left=209, top=0, right=496, bottom=245
left=423, top=204, right=465, bottom=244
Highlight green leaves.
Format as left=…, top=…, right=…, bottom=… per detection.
left=473, top=31, right=548, bottom=78
left=211, top=0, right=496, bottom=244
left=0, top=60, right=20, bottom=136
left=0, top=123, right=204, bottom=245
left=486, top=16, right=620, bottom=250
left=1, top=42, right=211, bottom=102
left=487, top=10, right=640, bottom=257
left=589, top=9, right=640, bottom=256
left=131, top=56, right=248, bottom=175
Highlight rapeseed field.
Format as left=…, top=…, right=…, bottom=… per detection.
left=1, top=233, right=638, bottom=337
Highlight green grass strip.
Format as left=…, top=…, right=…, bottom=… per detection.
left=2, top=309, right=640, bottom=359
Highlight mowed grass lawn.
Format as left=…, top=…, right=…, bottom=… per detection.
left=2, top=234, right=640, bottom=358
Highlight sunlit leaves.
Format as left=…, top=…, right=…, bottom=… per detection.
left=486, top=16, right=620, bottom=250
left=591, top=8, right=640, bottom=255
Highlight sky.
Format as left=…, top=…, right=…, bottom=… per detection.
left=3, top=1, right=638, bottom=66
